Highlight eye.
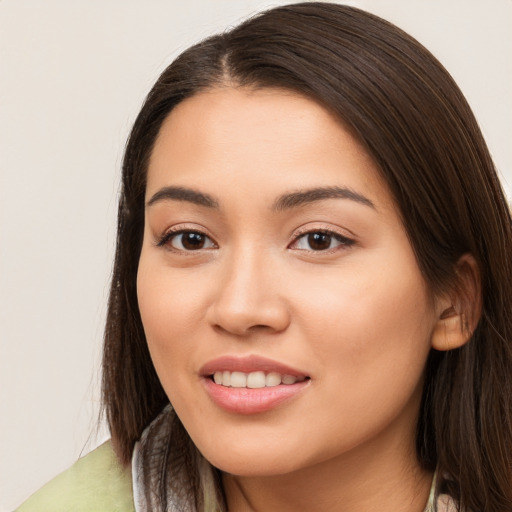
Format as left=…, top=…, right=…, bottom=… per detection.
left=291, top=230, right=354, bottom=251
left=158, top=230, right=216, bottom=251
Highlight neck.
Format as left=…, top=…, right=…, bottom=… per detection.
left=222, top=424, right=433, bottom=512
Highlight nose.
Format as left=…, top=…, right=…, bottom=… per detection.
left=207, top=248, right=291, bottom=337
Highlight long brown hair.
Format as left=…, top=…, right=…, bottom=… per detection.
left=102, top=3, right=512, bottom=510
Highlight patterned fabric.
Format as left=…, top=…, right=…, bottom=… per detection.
left=132, top=404, right=198, bottom=511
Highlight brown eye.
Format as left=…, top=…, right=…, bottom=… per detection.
left=180, top=232, right=206, bottom=250
left=292, top=230, right=354, bottom=252
left=307, top=232, right=332, bottom=251
left=164, top=231, right=215, bottom=251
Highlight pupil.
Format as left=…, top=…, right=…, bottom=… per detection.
left=183, top=232, right=204, bottom=250
left=308, top=232, right=331, bottom=250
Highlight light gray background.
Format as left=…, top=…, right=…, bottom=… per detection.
left=1, top=1, right=511, bottom=509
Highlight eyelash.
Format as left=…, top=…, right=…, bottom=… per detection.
left=156, top=228, right=217, bottom=251
left=290, top=229, right=355, bottom=253
left=156, top=227, right=355, bottom=253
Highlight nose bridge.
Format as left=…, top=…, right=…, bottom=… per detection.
left=210, top=241, right=289, bottom=335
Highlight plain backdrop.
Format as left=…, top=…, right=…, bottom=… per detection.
left=1, top=1, right=511, bottom=509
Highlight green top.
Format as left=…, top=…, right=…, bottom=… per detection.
left=16, top=441, right=135, bottom=512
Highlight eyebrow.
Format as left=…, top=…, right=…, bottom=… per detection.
left=146, top=186, right=219, bottom=209
left=273, top=186, right=375, bottom=210
left=145, top=185, right=375, bottom=211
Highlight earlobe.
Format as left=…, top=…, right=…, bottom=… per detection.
left=431, top=254, right=482, bottom=352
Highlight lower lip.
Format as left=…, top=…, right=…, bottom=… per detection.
left=202, top=377, right=310, bottom=415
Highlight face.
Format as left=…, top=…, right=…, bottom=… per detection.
left=137, top=87, right=440, bottom=477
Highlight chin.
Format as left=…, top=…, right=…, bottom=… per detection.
left=192, top=433, right=318, bottom=477
left=207, top=454, right=302, bottom=477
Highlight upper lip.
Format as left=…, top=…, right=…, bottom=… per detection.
left=199, top=355, right=309, bottom=378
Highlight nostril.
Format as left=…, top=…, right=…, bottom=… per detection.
left=248, top=324, right=273, bottom=332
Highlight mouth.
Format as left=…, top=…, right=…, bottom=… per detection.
left=210, top=370, right=308, bottom=388
left=200, top=356, right=311, bottom=414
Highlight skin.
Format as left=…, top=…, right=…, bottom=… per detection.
left=137, top=87, right=444, bottom=511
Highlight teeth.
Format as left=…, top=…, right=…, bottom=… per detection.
left=282, top=374, right=297, bottom=385
left=247, top=371, right=266, bottom=389
left=212, top=370, right=303, bottom=388
left=265, top=372, right=281, bottom=387
left=230, top=372, right=247, bottom=388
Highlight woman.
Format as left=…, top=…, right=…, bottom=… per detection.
left=18, top=2, right=512, bottom=511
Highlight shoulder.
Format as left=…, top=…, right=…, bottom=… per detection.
left=16, top=440, right=135, bottom=512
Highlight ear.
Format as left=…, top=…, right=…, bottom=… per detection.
left=431, top=254, right=482, bottom=351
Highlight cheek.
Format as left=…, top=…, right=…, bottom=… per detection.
left=280, top=259, right=434, bottom=453
left=137, top=244, right=212, bottom=329
left=293, top=252, right=435, bottom=396
left=299, top=247, right=434, bottom=340
left=136, top=252, right=206, bottom=383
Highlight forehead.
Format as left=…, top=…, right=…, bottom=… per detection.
left=146, top=87, right=395, bottom=213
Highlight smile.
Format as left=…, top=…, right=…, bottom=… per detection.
left=200, top=356, right=311, bottom=414
left=212, top=370, right=307, bottom=388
